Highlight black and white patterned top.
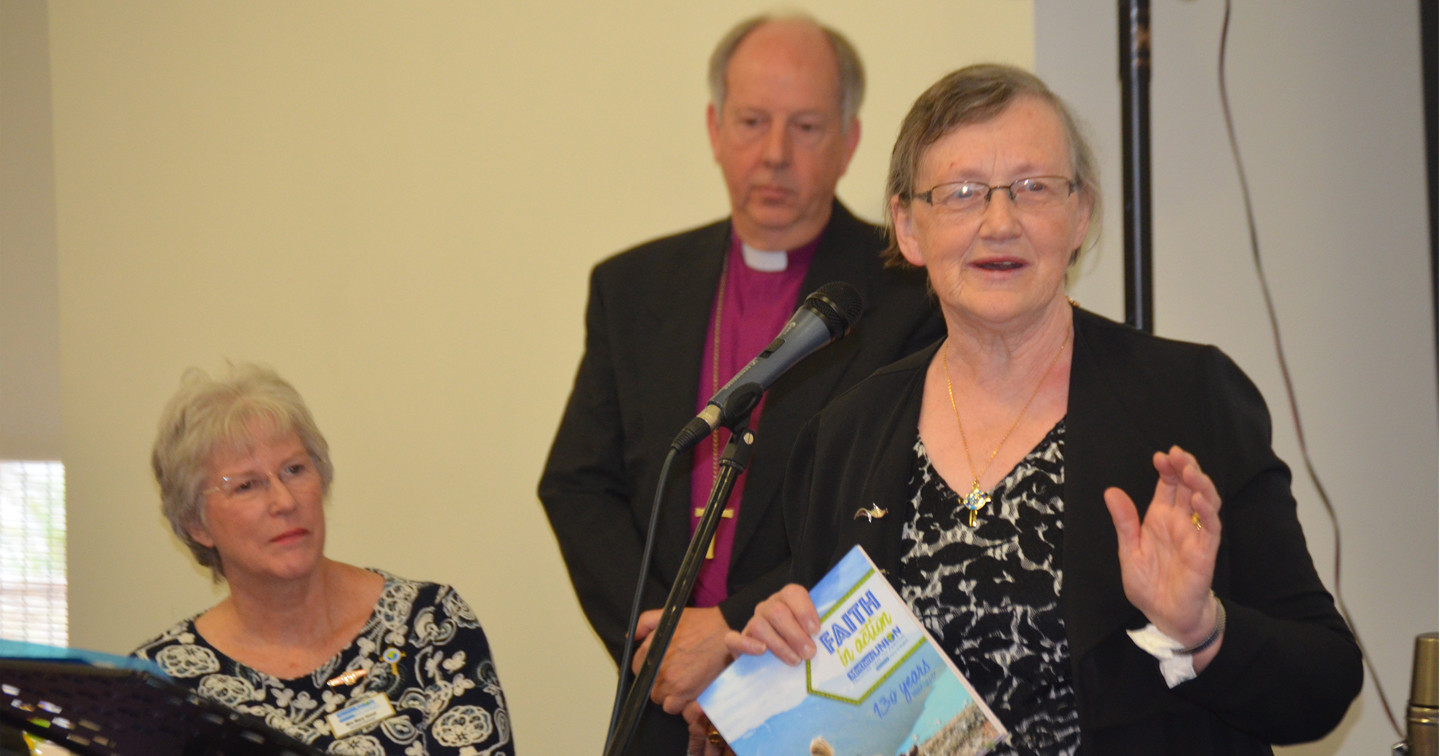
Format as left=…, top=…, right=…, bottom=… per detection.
left=899, top=420, right=1080, bottom=756
left=133, top=570, right=513, bottom=756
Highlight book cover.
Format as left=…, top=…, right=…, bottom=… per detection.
left=698, top=545, right=1007, bottom=756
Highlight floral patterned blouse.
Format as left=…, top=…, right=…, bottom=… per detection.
left=133, top=570, right=513, bottom=756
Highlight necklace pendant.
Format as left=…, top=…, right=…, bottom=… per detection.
left=961, top=481, right=990, bottom=527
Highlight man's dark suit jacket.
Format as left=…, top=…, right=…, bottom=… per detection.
left=783, top=306, right=1362, bottom=754
left=539, top=202, right=941, bottom=751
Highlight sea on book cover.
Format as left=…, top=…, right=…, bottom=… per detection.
left=697, top=545, right=1007, bottom=756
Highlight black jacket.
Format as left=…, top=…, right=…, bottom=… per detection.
left=784, top=307, right=1361, bottom=754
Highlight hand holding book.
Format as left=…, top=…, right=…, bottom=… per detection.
left=727, top=583, right=822, bottom=666
left=697, top=546, right=1006, bottom=756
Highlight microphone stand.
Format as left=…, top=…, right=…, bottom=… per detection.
left=602, top=386, right=762, bottom=756
left=1119, top=0, right=1154, bottom=333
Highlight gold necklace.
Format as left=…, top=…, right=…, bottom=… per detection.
left=941, top=329, right=1069, bottom=527
left=695, top=256, right=735, bottom=561
left=710, top=256, right=728, bottom=485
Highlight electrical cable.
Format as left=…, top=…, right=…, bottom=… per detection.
left=1215, top=0, right=1402, bottom=738
left=603, top=447, right=679, bottom=753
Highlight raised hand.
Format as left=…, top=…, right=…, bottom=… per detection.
left=1103, top=445, right=1223, bottom=651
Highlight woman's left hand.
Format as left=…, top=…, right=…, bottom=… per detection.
left=1103, top=445, right=1223, bottom=649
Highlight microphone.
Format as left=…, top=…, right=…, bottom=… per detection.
left=670, top=281, right=864, bottom=452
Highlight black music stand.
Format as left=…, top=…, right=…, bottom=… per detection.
left=1, top=641, right=324, bottom=756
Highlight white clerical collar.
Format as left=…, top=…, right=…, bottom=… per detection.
left=741, top=244, right=789, bottom=272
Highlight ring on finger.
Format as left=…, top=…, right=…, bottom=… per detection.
left=1191, top=511, right=1203, bottom=531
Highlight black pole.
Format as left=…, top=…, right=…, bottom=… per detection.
left=603, top=402, right=760, bottom=756
left=1119, top=0, right=1154, bottom=333
left=1420, top=0, right=1436, bottom=365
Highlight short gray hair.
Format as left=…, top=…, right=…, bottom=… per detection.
left=707, top=13, right=865, bottom=127
left=883, top=63, right=1101, bottom=268
left=152, top=363, right=333, bottom=581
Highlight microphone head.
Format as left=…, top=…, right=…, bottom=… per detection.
left=805, top=282, right=864, bottom=339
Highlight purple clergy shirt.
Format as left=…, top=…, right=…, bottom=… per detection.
left=688, top=232, right=818, bottom=608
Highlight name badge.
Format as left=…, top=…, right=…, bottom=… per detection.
left=325, top=692, right=396, bottom=739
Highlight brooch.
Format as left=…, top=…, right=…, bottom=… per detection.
left=853, top=504, right=887, bottom=522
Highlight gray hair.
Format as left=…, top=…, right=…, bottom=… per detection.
left=707, top=13, right=865, bottom=128
left=883, top=63, right=1101, bottom=267
left=152, top=363, right=333, bottom=581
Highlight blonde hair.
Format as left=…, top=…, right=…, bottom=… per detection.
left=152, top=363, right=332, bottom=581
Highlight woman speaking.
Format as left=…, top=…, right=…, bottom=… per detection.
left=700, top=64, right=1361, bottom=755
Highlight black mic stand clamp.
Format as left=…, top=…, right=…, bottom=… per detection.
left=602, top=385, right=762, bottom=756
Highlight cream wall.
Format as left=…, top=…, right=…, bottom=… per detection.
left=33, top=3, right=1032, bottom=754
left=0, top=0, right=61, bottom=460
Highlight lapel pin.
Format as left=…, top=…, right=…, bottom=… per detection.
left=854, top=504, right=887, bottom=522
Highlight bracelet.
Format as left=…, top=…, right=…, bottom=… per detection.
left=1177, top=592, right=1226, bottom=655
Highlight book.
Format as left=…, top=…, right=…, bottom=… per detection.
left=697, top=545, right=1007, bottom=756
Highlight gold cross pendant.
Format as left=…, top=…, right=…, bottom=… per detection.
left=961, top=482, right=990, bottom=527
left=694, top=507, right=735, bottom=559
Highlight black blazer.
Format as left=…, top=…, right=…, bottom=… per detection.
left=539, top=201, right=943, bottom=662
left=784, top=307, right=1362, bottom=754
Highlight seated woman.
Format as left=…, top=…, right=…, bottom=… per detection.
left=133, top=364, right=513, bottom=756
left=693, top=64, right=1361, bottom=755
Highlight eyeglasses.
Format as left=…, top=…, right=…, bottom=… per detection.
left=204, top=459, right=319, bottom=502
left=910, top=175, right=1078, bottom=214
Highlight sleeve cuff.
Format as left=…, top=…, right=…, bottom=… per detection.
left=1126, top=593, right=1226, bottom=688
left=1127, top=622, right=1199, bottom=687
